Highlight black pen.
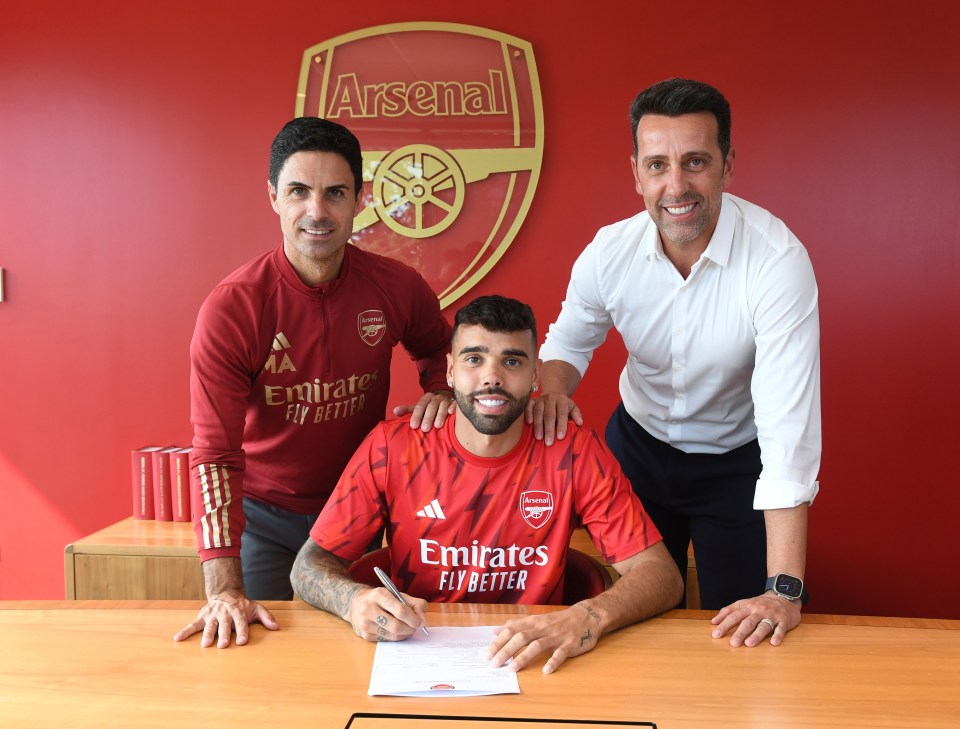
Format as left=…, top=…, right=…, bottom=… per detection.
left=373, top=565, right=429, bottom=636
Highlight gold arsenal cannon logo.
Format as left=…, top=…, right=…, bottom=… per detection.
left=296, top=23, right=544, bottom=308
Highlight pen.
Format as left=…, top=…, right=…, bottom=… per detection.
left=373, top=565, right=429, bottom=636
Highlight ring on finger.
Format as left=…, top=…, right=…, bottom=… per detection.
left=760, top=618, right=776, bottom=630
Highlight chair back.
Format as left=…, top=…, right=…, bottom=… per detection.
left=348, top=547, right=390, bottom=590
left=563, top=547, right=613, bottom=604
left=348, top=546, right=612, bottom=605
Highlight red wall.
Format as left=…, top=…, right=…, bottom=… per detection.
left=2, top=1, right=958, bottom=617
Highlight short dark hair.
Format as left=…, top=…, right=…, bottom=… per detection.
left=269, top=117, right=364, bottom=193
left=629, top=78, right=731, bottom=160
left=453, top=295, right=537, bottom=350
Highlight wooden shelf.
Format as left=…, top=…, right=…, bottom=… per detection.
left=64, top=518, right=203, bottom=600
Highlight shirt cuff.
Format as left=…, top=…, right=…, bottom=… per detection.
left=537, top=342, right=590, bottom=377
left=198, top=546, right=242, bottom=562
left=753, top=479, right=819, bottom=510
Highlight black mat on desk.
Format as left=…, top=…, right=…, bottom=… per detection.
left=345, top=714, right=655, bottom=728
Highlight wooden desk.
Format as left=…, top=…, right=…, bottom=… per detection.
left=1, top=601, right=957, bottom=729
left=64, top=518, right=204, bottom=599
left=65, top=519, right=700, bottom=608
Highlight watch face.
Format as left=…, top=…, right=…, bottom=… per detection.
left=775, top=574, right=803, bottom=598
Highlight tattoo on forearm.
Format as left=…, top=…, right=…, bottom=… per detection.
left=578, top=602, right=600, bottom=620
left=580, top=628, right=594, bottom=647
left=302, top=572, right=362, bottom=619
left=292, top=543, right=362, bottom=620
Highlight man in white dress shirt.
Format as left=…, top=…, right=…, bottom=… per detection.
left=531, top=78, right=820, bottom=648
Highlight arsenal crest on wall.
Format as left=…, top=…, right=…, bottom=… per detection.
left=296, top=23, right=544, bottom=308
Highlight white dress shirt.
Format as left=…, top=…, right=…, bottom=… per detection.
left=540, top=193, right=820, bottom=510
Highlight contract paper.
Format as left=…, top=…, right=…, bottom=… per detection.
left=368, top=626, right=520, bottom=697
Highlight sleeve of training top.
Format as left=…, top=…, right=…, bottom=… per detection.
left=189, top=283, right=266, bottom=562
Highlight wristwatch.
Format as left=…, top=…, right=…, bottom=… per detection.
left=765, top=573, right=809, bottom=605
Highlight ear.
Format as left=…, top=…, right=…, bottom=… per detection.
left=629, top=155, right=643, bottom=196
left=268, top=181, right=280, bottom=213
left=446, top=353, right=454, bottom=387
left=353, top=182, right=364, bottom=217
left=532, top=358, right=542, bottom=394
left=721, top=147, right=735, bottom=190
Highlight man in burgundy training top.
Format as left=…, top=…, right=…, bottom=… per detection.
left=292, top=295, right=682, bottom=674
left=174, top=117, right=454, bottom=648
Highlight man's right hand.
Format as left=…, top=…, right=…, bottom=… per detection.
left=346, top=585, right=427, bottom=642
left=525, top=393, right=583, bottom=446
left=394, top=390, right=456, bottom=433
left=173, top=589, right=279, bottom=647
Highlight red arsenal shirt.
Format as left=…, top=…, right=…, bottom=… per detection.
left=311, top=416, right=661, bottom=604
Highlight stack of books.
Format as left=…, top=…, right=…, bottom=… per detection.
left=130, top=446, right=193, bottom=521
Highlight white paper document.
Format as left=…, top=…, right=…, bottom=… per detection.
left=368, top=625, right=520, bottom=697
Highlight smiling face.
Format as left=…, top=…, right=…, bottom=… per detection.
left=630, top=112, right=734, bottom=255
left=268, top=150, right=361, bottom=285
left=447, top=324, right=540, bottom=452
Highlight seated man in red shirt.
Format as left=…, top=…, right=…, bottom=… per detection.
left=291, top=295, right=682, bottom=673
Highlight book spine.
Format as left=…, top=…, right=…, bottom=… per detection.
left=170, top=448, right=192, bottom=522
left=152, top=449, right=173, bottom=521
left=131, top=449, right=156, bottom=520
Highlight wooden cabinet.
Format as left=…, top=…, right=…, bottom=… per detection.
left=64, top=518, right=204, bottom=599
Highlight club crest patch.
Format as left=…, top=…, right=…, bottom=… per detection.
left=296, top=22, right=544, bottom=309
left=358, top=310, right=386, bottom=346
left=519, top=490, right=554, bottom=530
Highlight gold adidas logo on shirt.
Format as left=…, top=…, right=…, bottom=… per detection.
left=263, top=332, right=297, bottom=373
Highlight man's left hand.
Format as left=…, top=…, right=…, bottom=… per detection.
left=486, top=604, right=602, bottom=674
left=394, top=391, right=455, bottom=432
left=711, top=593, right=802, bottom=647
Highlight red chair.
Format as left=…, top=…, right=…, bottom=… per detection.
left=562, top=547, right=613, bottom=604
left=349, top=546, right=612, bottom=605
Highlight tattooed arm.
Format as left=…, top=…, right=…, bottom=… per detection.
left=291, top=539, right=428, bottom=642
left=487, top=541, right=682, bottom=673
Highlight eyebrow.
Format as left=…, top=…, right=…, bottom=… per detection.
left=641, top=149, right=715, bottom=166
left=458, top=345, right=529, bottom=359
left=283, top=180, right=351, bottom=191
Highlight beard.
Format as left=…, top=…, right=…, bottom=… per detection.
left=650, top=187, right=722, bottom=247
left=454, top=387, right=530, bottom=436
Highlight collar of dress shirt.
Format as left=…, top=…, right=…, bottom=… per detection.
left=701, top=193, right=736, bottom=268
